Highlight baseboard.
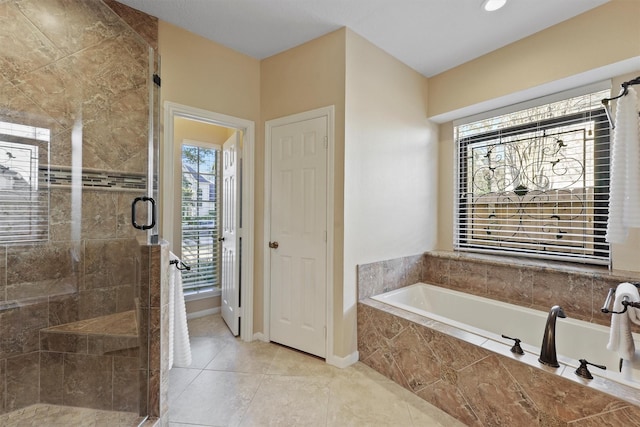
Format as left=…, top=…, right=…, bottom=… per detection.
left=326, top=350, right=359, bottom=368
left=252, top=332, right=268, bottom=342
left=186, top=307, right=220, bottom=320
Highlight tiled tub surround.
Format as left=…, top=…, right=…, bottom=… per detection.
left=0, top=0, right=159, bottom=419
left=357, top=253, right=640, bottom=425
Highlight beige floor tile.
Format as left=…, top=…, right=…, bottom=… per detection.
left=326, top=376, right=415, bottom=426
left=237, top=375, right=331, bottom=427
left=188, top=315, right=234, bottom=337
left=169, top=367, right=201, bottom=402
left=188, top=336, right=232, bottom=369
left=205, top=339, right=279, bottom=374
left=266, top=345, right=341, bottom=377
left=168, top=370, right=263, bottom=426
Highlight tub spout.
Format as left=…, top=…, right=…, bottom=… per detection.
left=538, top=305, right=566, bottom=368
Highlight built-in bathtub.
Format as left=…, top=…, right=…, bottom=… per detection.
left=358, top=281, right=640, bottom=425
left=372, top=282, right=640, bottom=385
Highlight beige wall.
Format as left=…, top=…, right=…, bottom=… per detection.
left=430, top=1, right=640, bottom=272
left=343, top=30, right=435, bottom=355
left=428, top=1, right=640, bottom=118
left=260, top=28, right=347, bottom=354
left=158, top=21, right=261, bottom=317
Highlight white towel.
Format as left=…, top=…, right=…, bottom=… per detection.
left=606, top=87, right=640, bottom=243
left=169, top=252, right=192, bottom=368
left=606, top=282, right=640, bottom=361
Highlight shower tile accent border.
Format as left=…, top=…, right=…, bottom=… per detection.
left=43, top=166, right=147, bottom=191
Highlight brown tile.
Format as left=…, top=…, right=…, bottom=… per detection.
left=403, top=254, right=425, bottom=287
left=532, top=270, right=593, bottom=321
left=416, top=324, right=491, bottom=371
left=417, top=380, right=483, bottom=427
left=569, top=405, right=640, bottom=426
left=78, top=287, right=117, bottom=320
left=357, top=261, right=383, bottom=300
left=389, top=325, right=441, bottom=392
left=486, top=264, right=533, bottom=305
left=16, top=0, right=128, bottom=55
left=5, top=352, right=39, bottom=411
left=84, top=239, right=137, bottom=290
left=457, top=355, right=539, bottom=426
left=49, top=293, right=79, bottom=327
left=62, top=353, right=113, bottom=410
left=0, top=246, right=5, bottom=302
left=0, top=2, right=63, bottom=82
left=0, top=358, right=5, bottom=414
left=40, top=331, right=87, bottom=353
left=500, top=356, right=628, bottom=422
left=102, top=0, right=159, bottom=50
left=6, top=242, right=78, bottom=300
left=113, top=357, right=139, bottom=412
left=87, top=335, right=138, bottom=357
left=449, top=258, right=487, bottom=295
left=80, top=191, right=118, bottom=239
left=148, top=368, right=160, bottom=418
left=423, top=254, right=449, bottom=285
left=382, top=257, right=405, bottom=292
left=40, top=351, right=64, bottom=404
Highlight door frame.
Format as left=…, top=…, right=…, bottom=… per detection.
left=263, top=105, right=335, bottom=363
left=163, top=101, right=255, bottom=341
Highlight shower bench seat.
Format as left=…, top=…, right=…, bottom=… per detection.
left=39, top=310, right=139, bottom=356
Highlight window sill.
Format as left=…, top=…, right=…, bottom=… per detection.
left=184, top=288, right=221, bottom=302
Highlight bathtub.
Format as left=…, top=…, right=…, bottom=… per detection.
left=371, top=283, right=640, bottom=386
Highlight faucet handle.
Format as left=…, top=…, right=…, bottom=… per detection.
left=501, top=334, right=524, bottom=355
left=575, top=359, right=606, bottom=379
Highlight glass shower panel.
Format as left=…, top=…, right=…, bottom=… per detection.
left=0, top=0, right=157, bottom=421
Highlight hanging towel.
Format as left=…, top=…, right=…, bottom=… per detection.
left=606, top=87, right=640, bottom=243
left=606, top=282, right=640, bottom=361
left=169, top=252, right=192, bottom=368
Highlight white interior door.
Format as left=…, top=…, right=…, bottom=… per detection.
left=221, top=132, right=241, bottom=336
left=269, top=116, right=327, bottom=358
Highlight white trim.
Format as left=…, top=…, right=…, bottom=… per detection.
left=252, top=332, right=268, bottom=342
left=430, top=57, right=640, bottom=124
left=186, top=306, right=220, bottom=320
left=263, top=105, right=336, bottom=363
left=452, top=80, right=611, bottom=127
left=326, top=351, right=359, bottom=369
left=183, top=289, right=221, bottom=302
left=163, top=101, right=255, bottom=342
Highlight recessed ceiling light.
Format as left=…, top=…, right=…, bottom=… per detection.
left=482, top=0, right=507, bottom=12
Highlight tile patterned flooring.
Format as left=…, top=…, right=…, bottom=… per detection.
left=0, top=314, right=463, bottom=426
left=0, top=403, right=142, bottom=427
left=168, top=315, right=464, bottom=427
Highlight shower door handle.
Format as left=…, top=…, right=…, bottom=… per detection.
left=132, top=196, right=156, bottom=230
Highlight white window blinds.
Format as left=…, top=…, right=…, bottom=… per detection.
left=454, top=87, right=611, bottom=264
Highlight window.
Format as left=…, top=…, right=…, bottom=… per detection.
left=455, top=87, right=611, bottom=264
left=0, top=121, right=50, bottom=244
left=181, top=143, right=220, bottom=293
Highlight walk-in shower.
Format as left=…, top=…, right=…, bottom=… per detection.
left=0, top=0, right=160, bottom=423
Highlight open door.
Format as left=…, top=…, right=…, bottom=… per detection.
left=221, top=131, right=241, bottom=336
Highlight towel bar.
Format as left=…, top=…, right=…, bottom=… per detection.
left=601, top=282, right=640, bottom=314
left=169, top=259, right=191, bottom=271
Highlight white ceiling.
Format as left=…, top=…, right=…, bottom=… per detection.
left=117, top=0, right=610, bottom=77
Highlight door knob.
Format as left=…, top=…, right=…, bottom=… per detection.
left=218, top=237, right=225, bottom=242
left=268, top=241, right=279, bottom=249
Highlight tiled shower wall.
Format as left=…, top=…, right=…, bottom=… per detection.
left=0, top=0, right=158, bottom=415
